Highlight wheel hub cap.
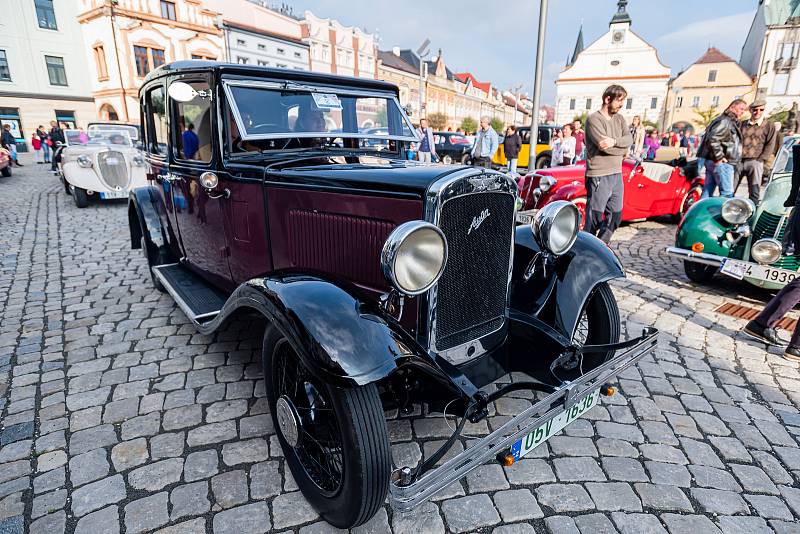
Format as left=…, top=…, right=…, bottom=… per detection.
left=276, top=395, right=302, bottom=447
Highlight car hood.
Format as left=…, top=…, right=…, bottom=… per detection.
left=267, top=155, right=473, bottom=198
left=759, top=172, right=792, bottom=218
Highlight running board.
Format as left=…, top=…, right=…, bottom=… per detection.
left=152, top=263, right=227, bottom=323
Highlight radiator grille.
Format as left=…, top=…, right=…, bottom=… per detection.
left=97, top=150, right=129, bottom=190
left=749, top=211, right=800, bottom=270
left=434, top=192, right=515, bottom=350
left=287, top=210, right=394, bottom=287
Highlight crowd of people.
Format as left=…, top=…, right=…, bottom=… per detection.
left=0, top=120, right=68, bottom=170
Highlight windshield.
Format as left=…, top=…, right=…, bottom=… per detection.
left=65, top=129, right=133, bottom=147
left=87, top=123, right=139, bottom=141
left=223, top=81, right=416, bottom=153
left=773, top=138, right=799, bottom=175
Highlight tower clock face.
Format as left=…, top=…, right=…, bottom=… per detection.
left=612, top=30, right=625, bottom=44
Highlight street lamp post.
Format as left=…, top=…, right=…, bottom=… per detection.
left=526, top=0, right=549, bottom=169
left=416, top=38, right=430, bottom=119
left=511, top=83, right=523, bottom=126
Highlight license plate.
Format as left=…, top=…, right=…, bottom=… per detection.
left=721, top=258, right=797, bottom=284
left=516, top=210, right=537, bottom=225
left=510, top=388, right=599, bottom=460
left=100, top=189, right=127, bottom=199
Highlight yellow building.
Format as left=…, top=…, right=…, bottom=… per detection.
left=662, top=47, right=755, bottom=132
left=76, top=0, right=224, bottom=123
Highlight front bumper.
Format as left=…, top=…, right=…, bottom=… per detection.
left=388, top=326, right=659, bottom=512
left=665, top=246, right=725, bottom=267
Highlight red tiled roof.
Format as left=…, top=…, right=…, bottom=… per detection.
left=454, top=72, right=490, bottom=93
left=695, top=47, right=736, bottom=65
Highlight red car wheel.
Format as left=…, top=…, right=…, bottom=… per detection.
left=676, top=185, right=702, bottom=221
left=573, top=197, right=587, bottom=230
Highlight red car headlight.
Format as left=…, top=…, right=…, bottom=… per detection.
left=538, top=175, right=557, bottom=192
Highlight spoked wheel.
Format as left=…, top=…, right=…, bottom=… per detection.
left=560, top=282, right=620, bottom=381
left=572, top=196, right=587, bottom=230
left=263, top=328, right=390, bottom=528
left=442, top=154, right=453, bottom=164
left=674, top=185, right=702, bottom=222
left=684, top=260, right=716, bottom=283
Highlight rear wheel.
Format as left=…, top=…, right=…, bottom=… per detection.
left=673, top=185, right=702, bottom=222
left=442, top=154, right=453, bottom=164
left=262, top=328, right=390, bottom=528
left=73, top=187, right=89, bottom=208
left=572, top=196, right=587, bottom=230
left=562, top=282, right=620, bottom=381
left=535, top=154, right=551, bottom=169
left=1, top=166, right=10, bottom=177
left=684, top=261, right=716, bottom=283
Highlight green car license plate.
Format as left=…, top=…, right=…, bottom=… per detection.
left=721, top=258, right=798, bottom=284
left=511, top=388, right=599, bottom=460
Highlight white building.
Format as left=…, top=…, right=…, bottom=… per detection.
left=554, top=0, right=670, bottom=126
left=301, top=11, right=376, bottom=79
left=740, top=0, right=800, bottom=115
left=202, top=0, right=309, bottom=70
left=0, top=0, right=95, bottom=151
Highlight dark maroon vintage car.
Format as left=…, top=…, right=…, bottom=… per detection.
left=128, top=61, right=657, bottom=528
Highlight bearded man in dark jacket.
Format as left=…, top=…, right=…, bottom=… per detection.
left=698, top=99, right=747, bottom=198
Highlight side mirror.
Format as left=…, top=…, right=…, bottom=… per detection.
left=168, top=81, right=212, bottom=102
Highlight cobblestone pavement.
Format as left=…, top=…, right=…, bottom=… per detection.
left=1, top=159, right=800, bottom=534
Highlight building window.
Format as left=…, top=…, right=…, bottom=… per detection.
left=159, top=0, right=176, bottom=20
left=237, top=56, right=249, bottom=64
left=191, top=54, right=215, bottom=61
left=569, top=98, right=575, bottom=110
left=650, top=97, right=658, bottom=109
left=237, top=39, right=246, bottom=47
left=707, top=69, right=717, bottom=82
left=258, top=44, right=266, bottom=51
left=276, top=63, right=287, bottom=68
left=0, top=51, right=10, bottom=81
left=93, top=45, right=108, bottom=80
left=773, top=72, right=790, bottom=95
left=692, top=96, right=700, bottom=107
left=45, top=55, right=67, bottom=86
left=711, top=95, right=720, bottom=107
left=676, top=96, right=683, bottom=108
left=54, top=110, right=76, bottom=129
left=277, top=47, right=285, bottom=55
left=257, top=60, right=269, bottom=66
left=585, top=98, right=592, bottom=110
left=294, top=51, right=302, bottom=59
left=34, top=0, right=57, bottom=30
left=763, top=61, right=770, bottom=74
left=134, top=46, right=165, bottom=77
left=626, top=98, right=633, bottom=109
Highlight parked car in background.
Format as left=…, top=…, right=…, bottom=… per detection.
left=668, top=140, right=800, bottom=288
left=434, top=131, right=472, bottom=164
left=87, top=121, right=142, bottom=148
left=517, top=157, right=704, bottom=227
left=128, top=61, right=657, bottom=529
left=493, top=124, right=560, bottom=170
left=0, top=147, right=11, bottom=177
left=59, top=126, right=147, bottom=208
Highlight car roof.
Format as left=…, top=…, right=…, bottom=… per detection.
left=142, top=61, right=399, bottom=95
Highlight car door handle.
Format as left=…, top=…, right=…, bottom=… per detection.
left=206, top=188, right=231, bottom=200
left=637, top=183, right=644, bottom=188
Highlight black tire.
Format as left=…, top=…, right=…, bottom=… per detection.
left=565, top=282, right=620, bottom=380
left=140, top=237, right=167, bottom=292
left=62, top=177, right=71, bottom=195
left=1, top=166, right=10, bottom=177
left=73, top=187, right=89, bottom=208
left=442, top=154, right=453, bottom=164
left=460, top=154, right=470, bottom=165
left=262, top=327, right=390, bottom=528
left=684, top=260, right=716, bottom=283
left=535, top=155, right=551, bottom=169
left=672, top=185, right=702, bottom=222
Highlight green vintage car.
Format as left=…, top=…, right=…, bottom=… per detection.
left=667, top=141, right=799, bottom=290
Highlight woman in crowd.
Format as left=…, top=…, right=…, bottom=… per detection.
left=644, top=130, right=661, bottom=160
left=549, top=127, right=563, bottom=168
left=31, top=131, right=42, bottom=163
left=559, top=123, right=576, bottom=166
left=630, top=115, right=645, bottom=158
left=37, top=125, right=51, bottom=163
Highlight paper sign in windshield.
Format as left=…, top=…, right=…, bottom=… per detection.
left=312, top=93, right=342, bottom=110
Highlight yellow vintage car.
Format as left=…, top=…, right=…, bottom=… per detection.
left=493, top=124, right=561, bottom=170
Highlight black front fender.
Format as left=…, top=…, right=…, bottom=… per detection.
left=129, top=186, right=167, bottom=250
left=510, top=225, right=624, bottom=338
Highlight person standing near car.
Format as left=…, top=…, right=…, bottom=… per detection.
left=629, top=115, right=645, bottom=158
left=559, top=123, right=576, bottom=165
left=471, top=116, right=498, bottom=168
left=572, top=119, right=585, bottom=157
left=1, top=124, right=22, bottom=166
left=736, top=99, right=776, bottom=204
left=182, top=122, right=199, bottom=160
left=415, top=118, right=437, bottom=163
left=584, top=84, right=632, bottom=243
left=37, top=125, right=51, bottom=163
left=503, top=126, right=522, bottom=174
left=698, top=99, right=747, bottom=199
left=49, top=120, right=66, bottom=172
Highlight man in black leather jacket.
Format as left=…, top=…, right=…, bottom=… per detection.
left=744, top=143, right=800, bottom=362
left=698, top=99, right=747, bottom=198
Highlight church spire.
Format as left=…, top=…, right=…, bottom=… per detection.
left=567, top=24, right=584, bottom=67
left=610, top=0, right=631, bottom=25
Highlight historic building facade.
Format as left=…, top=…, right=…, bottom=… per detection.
left=662, top=48, right=755, bottom=132
left=554, top=0, right=670, bottom=126
left=741, top=0, right=800, bottom=115
left=0, top=0, right=95, bottom=151
left=76, top=0, right=224, bottom=123
left=301, top=11, right=376, bottom=79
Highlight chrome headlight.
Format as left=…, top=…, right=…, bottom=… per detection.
left=77, top=155, right=92, bottom=168
left=381, top=221, right=448, bottom=295
left=132, top=154, right=145, bottom=166
left=532, top=200, right=580, bottom=255
left=721, top=198, right=755, bottom=225
left=751, top=238, right=782, bottom=265
left=538, top=175, right=557, bottom=192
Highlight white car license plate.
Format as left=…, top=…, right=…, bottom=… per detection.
left=516, top=210, right=537, bottom=225
left=720, top=258, right=797, bottom=284
left=510, top=388, right=599, bottom=460
left=100, top=190, right=127, bottom=200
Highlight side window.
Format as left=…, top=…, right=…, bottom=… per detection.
left=519, top=129, right=531, bottom=144
left=173, top=80, right=213, bottom=163
left=146, top=85, right=168, bottom=156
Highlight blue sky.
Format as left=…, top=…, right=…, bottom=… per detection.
left=288, top=0, right=757, bottom=104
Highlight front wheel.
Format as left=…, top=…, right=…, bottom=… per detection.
left=684, top=260, right=716, bottom=283
left=562, top=282, right=620, bottom=381
left=572, top=196, right=587, bottom=230
left=1, top=166, right=10, bottom=177
left=262, top=328, right=390, bottom=528
left=442, top=154, right=453, bottom=164
left=73, top=186, right=89, bottom=208
left=62, top=177, right=71, bottom=195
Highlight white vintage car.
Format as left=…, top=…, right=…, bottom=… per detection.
left=59, top=124, right=146, bottom=208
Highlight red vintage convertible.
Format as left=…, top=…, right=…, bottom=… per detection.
left=517, top=157, right=704, bottom=227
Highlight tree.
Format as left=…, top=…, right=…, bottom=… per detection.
left=693, top=106, right=719, bottom=130
left=490, top=117, right=504, bottom=133
left=768, top=105, right=788, bottom=128
left=460, top=117, right=477, bottom=133
left=426, top=112, right=448, bottom=131
left=571, top=112, right=589, bottom=127
left=642, top=119, right=659, bottom=131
